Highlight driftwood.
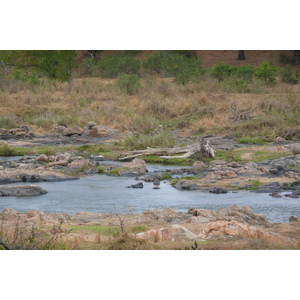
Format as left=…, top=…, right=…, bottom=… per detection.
left=119, top=138, right=216, bottom=160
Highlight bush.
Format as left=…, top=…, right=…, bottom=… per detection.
left=254, top=61, right=277, bottom=84
left=79, top=57, right=99, bottom=76
left=210, top=63, right=253, bottom=82
left=280, top=65, right=299, bottom=84
left=97, top=55, right=140, bottom=78
left=143, top=51, right=203, bottom=84
left=114, top=73, right=141, bottom=95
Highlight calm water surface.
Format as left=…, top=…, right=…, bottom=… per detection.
left=0, top=160, right=299, bottom=222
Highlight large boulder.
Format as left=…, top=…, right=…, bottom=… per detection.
left=119, top=158, right=147, bottom=177
left=0, top=185, right=48, bottom=197
left=188, top=207, right=218, bottom=223
left=202, top=220, right=298, bottom=247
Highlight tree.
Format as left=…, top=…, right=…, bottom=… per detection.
left=237, top=50, right=246, bottom=60
left=290, top=51, right=300, bottom=65
left=0, top=50, right=77, bottom=84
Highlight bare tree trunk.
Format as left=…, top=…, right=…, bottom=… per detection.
left=290, top=51, right=300, bottom=65
left=237, top=50, right=246, bottom=60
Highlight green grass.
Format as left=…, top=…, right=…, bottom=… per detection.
left=238, top=137, right=268, bottom=145
left=141, top=155, right=191, bottom=165
left=241, top=179, right=263, bottom=190
left=0, top=145, right=30, bottom=156
left=216, top=148, right=291, bottom=163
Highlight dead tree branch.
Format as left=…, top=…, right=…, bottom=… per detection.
left=119, top=138, right=215, bottom=160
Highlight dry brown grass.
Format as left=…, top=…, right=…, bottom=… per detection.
left=0, top=77, right=299, bottom=141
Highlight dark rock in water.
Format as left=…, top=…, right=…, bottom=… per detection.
left=255, top=182, right=282, bottom=193
left=292, top=189, right=300, bottom=196
left=209, top=187, right=228, bottom=194
left=126, top=182, right=144, bottom=189
left=291, top=181, right=300, bottom=190
left=174, top=180, right=198, bottom=191
left=0, top=185, right=47, bottom=197
left=284, top=194, right=299, bottom=199
left=269, top=192, right=282, bottom=198
left=153, top=187, right=160, bottom=190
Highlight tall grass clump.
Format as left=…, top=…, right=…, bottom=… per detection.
left=124, top=130, right=175, bottom=150
left=128, top=114, right=161, bottom=134
left=143, top=51, right=203, bottom=85
left=0, top=115, right=19, bottom=129
left=114, top=73, right=141, bottom=95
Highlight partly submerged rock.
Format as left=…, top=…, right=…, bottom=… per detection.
left=0, top=185, right=47, bottom=197
left=174, top=179, right=198, bottom=190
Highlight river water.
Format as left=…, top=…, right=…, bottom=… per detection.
left=0, top=159, right=300, bottom=222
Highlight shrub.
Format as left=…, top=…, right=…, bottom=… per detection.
left=79, top=57, right=99, bottom=76
left=254, top=61, right=277, bottom=84
left=114, top=73, right=141, bottom=95
left=210, top=63, right=253, bottom=82
left=97, top=55, right=140, bottom=78
left=280, top=65, right=299, bottom=84
left=143, top=51, right=203, bottom=84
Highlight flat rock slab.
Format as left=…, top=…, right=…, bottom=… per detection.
left=0, top=170, right=79, bottom=184
left=0, top=185, right=47, bottom=197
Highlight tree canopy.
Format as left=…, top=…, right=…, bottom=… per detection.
left=0, top=50, right=77, bottom=82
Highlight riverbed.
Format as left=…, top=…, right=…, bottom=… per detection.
left=0, top=160, right=299, bottom=222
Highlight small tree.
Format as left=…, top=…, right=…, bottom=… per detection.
left=0, top=50, right=77, bottom=88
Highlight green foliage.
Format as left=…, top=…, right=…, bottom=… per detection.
left=0, top=50, right=77, bottom=82
left=143, top=51, right=203, bottom=84
left=114, top=73, right=141, bottom=95
left=254, top=61, right=277, bottom=84
left=97, top=55, right=140, bottom=78
left=280, top=65, right=299, bottom=84
left=97, top=165, right=105, bottom=173
left=210, top=62, right=253, bottom=82
left=11, top=69, right=41, bottom=86
left=79, top=57, right=99, bottom=76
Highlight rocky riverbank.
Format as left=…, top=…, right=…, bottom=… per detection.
left=1, top=205, right=299, bottom=249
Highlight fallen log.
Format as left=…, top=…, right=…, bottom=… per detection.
left=119, top=138, right=216, bottom=160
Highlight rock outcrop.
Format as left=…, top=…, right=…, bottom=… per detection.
left=0, top=185, right=47, bottom=197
